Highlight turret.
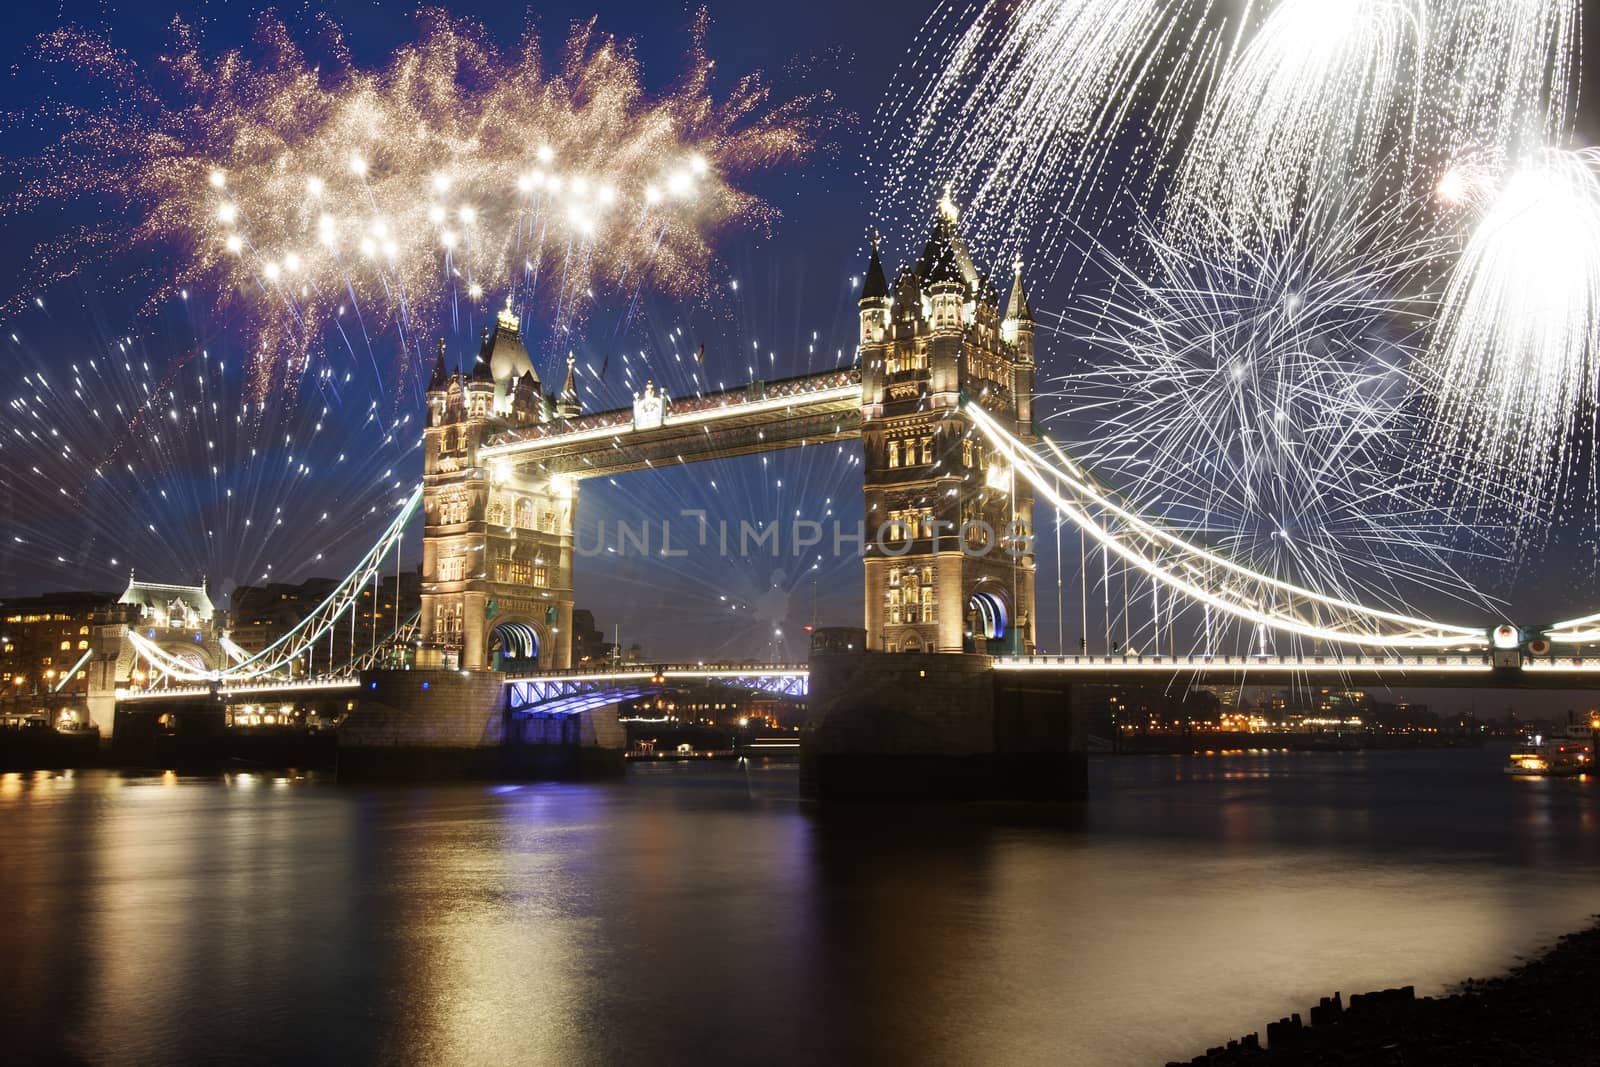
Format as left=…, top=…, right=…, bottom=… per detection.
left=427, top=336, right=449, bottom=393
left=470, top=326, right=494, bottom=383
left=1003, top=258, right=1036, bottom=427
left=858, top=230, right=890, bottom=346
left=919, top=190, right=968, bottom=334
left=556, top=353, right=582, bottom=419
left=1002, top=257, right=1034, bottom=355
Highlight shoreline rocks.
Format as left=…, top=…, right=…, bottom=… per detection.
left=1169, top=918, right=1600, bottom=1065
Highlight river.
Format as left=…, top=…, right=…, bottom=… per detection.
left=1, top=747, right=1596, bottom=1065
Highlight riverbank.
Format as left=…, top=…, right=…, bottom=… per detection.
left=1171, top=918, right=1600, bottom=1065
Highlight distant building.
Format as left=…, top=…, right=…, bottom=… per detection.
left=570, top=608, right=612, bottom=666
left=1, top=589, right=117, bottom=700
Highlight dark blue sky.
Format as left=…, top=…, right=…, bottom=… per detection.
left=3, top=0, right=1600, bottom=699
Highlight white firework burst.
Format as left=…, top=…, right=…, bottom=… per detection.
left=1047, top=212, right=1498, bottom=621
left=1423, top=147, right=1600, bottom=520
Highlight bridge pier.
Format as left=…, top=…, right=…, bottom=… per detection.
left=800, top=651, right=1086, bottom=802
left=338, top=669, right=625, bottom=781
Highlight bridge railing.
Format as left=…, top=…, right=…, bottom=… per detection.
left=116, top=676, right=365, bottom=701
left=484, top=369, right=862, bottom=451
left=992, top=653, right=1500, bottom=670
left=502, top=662, right=810, bottom=681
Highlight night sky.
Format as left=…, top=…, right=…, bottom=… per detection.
left=4, top=0, right=1600, bottom=712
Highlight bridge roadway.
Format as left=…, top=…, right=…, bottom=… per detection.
left=115, top=677, right=363, bottom=703
left=503, top=654, right=1600, bottom=692
left=989, top=653, right=1600, bottom=689
left=115, top=653, right=1600, bottom=708
left=477, top=369, right=862, bottom=477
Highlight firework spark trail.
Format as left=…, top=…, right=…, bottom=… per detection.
left=5, top=10, right=830, bottom=395
left=1167, top=0, right=1429, bottom=244
left=1043, top=211, right=1504, bottom=642
left=1427, top=0, right=1580, bottom=166
left=875, top=0, right=1588, bottom=595
left=1171, top=0, right=1581, bottom=244
left=1423, top=148, right=1600, bottom=521
left=869, top=0, right=1225, bottom=276
left=0, top=310, right=414, bottom=594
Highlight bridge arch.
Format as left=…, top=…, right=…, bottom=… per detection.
left=489, top=619, right=544, bottom=671
left=969, top=588, right=1010, bottom=642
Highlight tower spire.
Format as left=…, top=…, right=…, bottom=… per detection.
left=860, top=228, right=889, bottom=302
left=1005, top=257, right=1033, bottom=324
left=557, top=352, right=581, bottom=418
left=427, top=336, right=449, bottom=392
left=496, top=292, right=519, bottom=334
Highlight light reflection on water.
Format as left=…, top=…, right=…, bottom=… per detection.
left=0, top=748, right=1596, bottom=1066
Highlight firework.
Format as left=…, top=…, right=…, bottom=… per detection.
left=1045, top=211, right=1499, bottom=636
left=869, top=0, right=1223, bottom=275
left=6, top=10, right=830, bottom=394
left=1426, top=0, right=1579, bottom=165
left=875, top=0, right=1589, bottom=584
left=1167, top=0, right=1429, bottom=244
left=1422, top=148, right=1600, bottom=519
left=0, top=308, right=414, bottom=594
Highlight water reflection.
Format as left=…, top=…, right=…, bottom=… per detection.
left=0, top=749, right=1594, bottom=1066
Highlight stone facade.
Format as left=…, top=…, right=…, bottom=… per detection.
left=858, top=197, right=1038, bottom=656
left=339, top=669, right=625, bottom=780
left=419, top=302, right=581, bottom=671
left=800, top=650, right=1086, bottom=801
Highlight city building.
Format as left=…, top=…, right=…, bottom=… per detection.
left=1, top=590, right=116, bottom=704
left=570, top=608, right=611, bottom=666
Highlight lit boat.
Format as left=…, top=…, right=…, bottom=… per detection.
left=1506, top=725, right=1594, bottom=777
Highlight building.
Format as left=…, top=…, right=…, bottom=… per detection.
left=570, top=608, right=616, bottom=667
left=419, top=299, right=582, bottom=670
left=857, top=194, right=1038, bottom=653
left=1, top=590, right=116, bottom=705
left=3, top=577, right=217, bottom=702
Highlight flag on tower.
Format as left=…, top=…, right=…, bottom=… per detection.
left=696, top=341, right=706, bottom=365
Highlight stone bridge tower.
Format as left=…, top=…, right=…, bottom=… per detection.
left=857, top=193, right=1037, bottom=654
left=419, top=300, right=580, bottom=671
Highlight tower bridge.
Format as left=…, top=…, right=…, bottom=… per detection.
left=93, top=195, right=1600, bottom=794
left=416, top=195, right=1038, bottom=675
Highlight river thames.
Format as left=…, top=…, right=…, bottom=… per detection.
left=2, top=747, right=1596, bottom=1065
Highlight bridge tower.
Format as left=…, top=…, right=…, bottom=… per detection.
left=419, top=301, right=578, bottom=671
left=857, top=193, right=1037, bottom=654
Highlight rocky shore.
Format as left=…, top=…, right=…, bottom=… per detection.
left=1170, top=919, right=1600, bottom=1066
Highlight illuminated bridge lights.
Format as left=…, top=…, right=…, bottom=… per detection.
left=116, top=677, right=363, bottom=701
left=993, top=655, right=1497, bottom=674
left=505, top=664, right=809, bottom=717
left=479, top=370, right=863, bottom=461
left=967, top=405, right=1495, bottom=652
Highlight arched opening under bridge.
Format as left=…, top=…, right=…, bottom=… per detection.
left=489, top=621, right=541, bottom=671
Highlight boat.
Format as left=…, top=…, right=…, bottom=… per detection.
left=1505, top=723, right=1595, bottom=777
